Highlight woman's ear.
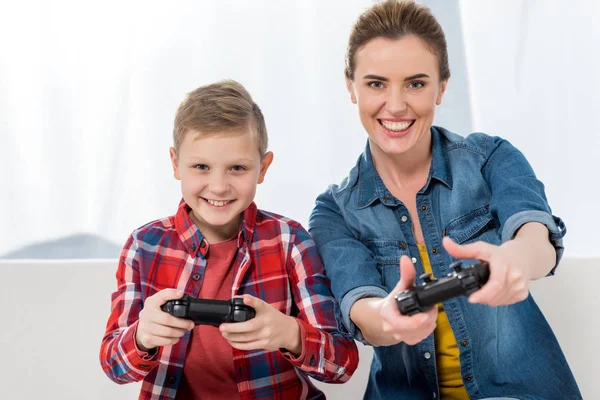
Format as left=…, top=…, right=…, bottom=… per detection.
left=436, top=79, right=448, bottom=106
left=346, top=75, right=357, bottom=104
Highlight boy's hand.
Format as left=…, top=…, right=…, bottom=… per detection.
left=220, top=295, right=302, bottom=356
left=135, top=289, right=195, bottom=352
left=379, top=255, right=437, bottom=345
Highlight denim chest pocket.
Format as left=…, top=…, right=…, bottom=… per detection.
left=363, top=240, right=406, bottom=291
left=444, top=205, right=500, bottom=245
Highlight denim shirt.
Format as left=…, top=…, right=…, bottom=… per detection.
left=308, top=127, right=581, bottom=400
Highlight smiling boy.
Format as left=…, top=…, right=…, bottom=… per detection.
left=100, top=80, right=358, bottom=400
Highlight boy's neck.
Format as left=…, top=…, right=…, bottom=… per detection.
left=190, top=211, right=243, bottom=244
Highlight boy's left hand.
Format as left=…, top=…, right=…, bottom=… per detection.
left=220, top=295, right=302, bottom=356
left=442, top=236, right=533, bottom=306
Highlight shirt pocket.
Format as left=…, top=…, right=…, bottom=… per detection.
left=363, top=240, right=406, bottom=292
left=444, top=205, right=500, bottom=245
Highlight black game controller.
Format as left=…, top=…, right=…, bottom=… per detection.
left=395, top=261, right=490, bottom=315
left=161, top=294, right=256, bottom=326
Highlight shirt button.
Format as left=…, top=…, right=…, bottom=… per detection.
left=200, top=240, right=206, bottom=248
left=424, top=352, right=431, bottom=360
left=411, top=257, right=417, bottom=264
left=400, top=215, right=408, bottom=222
left=461, top=339, right=469, bottom=347
left=431, top=248, right=438, bottom=254
left=464, top=375, right=473, bottom=382
left=309, top=355, right=315, bottom=366
left=192, top=273, right=201, bottom=281
left=190, top=244, right=196, bottom=251
left=167, top=376, right=177, bottom=384
left=383, top=195, right=391, bottom=201
left=421, top=204, right=428, bottom=211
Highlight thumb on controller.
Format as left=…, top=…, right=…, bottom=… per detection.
left=393, top=255, right=417, bottom=294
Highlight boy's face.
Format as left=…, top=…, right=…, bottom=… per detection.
left=170, top=129, right=273, bottom=242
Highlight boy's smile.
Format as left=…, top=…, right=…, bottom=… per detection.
left=170, top=129, right=273, bottom=243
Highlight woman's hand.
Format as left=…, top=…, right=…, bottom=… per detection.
left=379, top=255, right=438, bottom=345
left=220, top=295, right=302, bottom=356
left=441, top=224, right=554, bottom=307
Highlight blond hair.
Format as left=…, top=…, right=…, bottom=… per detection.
left=173, top=79, right=268, bottom=157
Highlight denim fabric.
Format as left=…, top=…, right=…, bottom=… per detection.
left=309, top=127, right=581, bottom=400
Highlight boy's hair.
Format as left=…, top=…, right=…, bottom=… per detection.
left=173, top=79, right=268, bottom=158
left=345, top=0, right=450, bottom=82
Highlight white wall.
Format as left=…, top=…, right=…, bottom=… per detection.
left=0, top=258, right=596, bottom=399
left=1, top=1, right=598, bottom=259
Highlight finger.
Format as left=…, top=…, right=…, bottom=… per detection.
left=222, top=331, right=258, bottom=343
left=148, top=288, right=186, bottom=307
left=239, top=294, right=265, bottom=311
left=220, top=318, right=261, bottom=334
left=395, top=255, right=417, bottom=293
left=442, top=237, right=494, bottom=262
left=227, top=340, right=264, bottom=351
left=154, top=310, right=196, bottom=330
left=469, top=262, right=507, bottom=304
left=147, top=322, right=189, bottom=339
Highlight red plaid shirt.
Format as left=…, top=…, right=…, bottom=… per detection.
left=100, top=200, right=358, bottom=399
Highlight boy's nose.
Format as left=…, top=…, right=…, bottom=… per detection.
left=208, top=175, right=229, bottom=193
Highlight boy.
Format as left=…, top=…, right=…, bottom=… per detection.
left=99, top=80, right=358, bottom=399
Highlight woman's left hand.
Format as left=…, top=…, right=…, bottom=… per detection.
left=442, top=236, right=533, bottom=306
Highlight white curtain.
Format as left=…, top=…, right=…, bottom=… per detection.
left=1, top=0, right=598, bottom=258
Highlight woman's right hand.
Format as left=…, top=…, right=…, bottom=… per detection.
left=135, top=289, right=195, bottom=352
left=378, top=255, right=438, bottom=345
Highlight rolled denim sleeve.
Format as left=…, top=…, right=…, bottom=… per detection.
left=309, top=187, right=389, bottom=343
left=482, top=136, right=567, bottom=272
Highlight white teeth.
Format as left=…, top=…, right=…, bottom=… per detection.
left=380, top=120, right=412, bottom=131
left=206, top=199, right=231, bottom=207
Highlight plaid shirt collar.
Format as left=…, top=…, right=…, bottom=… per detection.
left=173, top=199, right=258, bottom=257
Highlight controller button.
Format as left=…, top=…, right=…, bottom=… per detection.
left=400, top=215, right=408, bottom=223
left=464, top=375, right=473, bottom=382
left=424, top=352, right=431, bottom=360
left=192, top=273, right=201, bottom=281
left=419, top=273, right=434, bottom=283
left=461, top=339, right=469, bottom=347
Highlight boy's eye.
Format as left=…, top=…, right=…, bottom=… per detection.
left=231, top=165, right=247, bottom=172
left=194, top=164, right=209, bottom=170
left=408, top=80, right=425, bottom=89
left=368, top=81, right=385, bottom=89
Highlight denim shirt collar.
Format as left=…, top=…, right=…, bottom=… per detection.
left=356, top=126, right=453, bottom=209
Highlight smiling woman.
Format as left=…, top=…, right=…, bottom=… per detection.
left=308, top=1, right=582, bottom=399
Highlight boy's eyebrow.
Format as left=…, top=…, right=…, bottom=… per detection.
left=362, top=73, right=430, bottom=81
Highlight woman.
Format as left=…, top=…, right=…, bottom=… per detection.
left=308, top=1, right=581, bottom=399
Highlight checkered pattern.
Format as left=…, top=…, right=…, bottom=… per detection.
left=100, top=200, right=358, bottom=399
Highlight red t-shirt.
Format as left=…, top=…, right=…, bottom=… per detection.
left=176, top=237, right=240, bottom=400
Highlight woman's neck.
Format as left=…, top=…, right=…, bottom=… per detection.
left=370, top=133, right=432, bottom=192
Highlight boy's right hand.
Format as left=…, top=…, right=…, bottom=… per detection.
left=135, top=289, right=195, bottom=352
left=379, top=255, right=438, bottom=345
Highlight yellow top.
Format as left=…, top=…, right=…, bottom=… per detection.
left=417, top=243, right=470, bottom=399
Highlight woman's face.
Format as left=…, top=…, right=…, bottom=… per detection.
left=346, top=35, right=447, bottom=157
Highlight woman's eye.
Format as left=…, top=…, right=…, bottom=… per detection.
left=408, top=80, right=425, bottom=89
left=368, top=81, right=384, bottom=89
left=194, top=164, right=209, bottom=170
